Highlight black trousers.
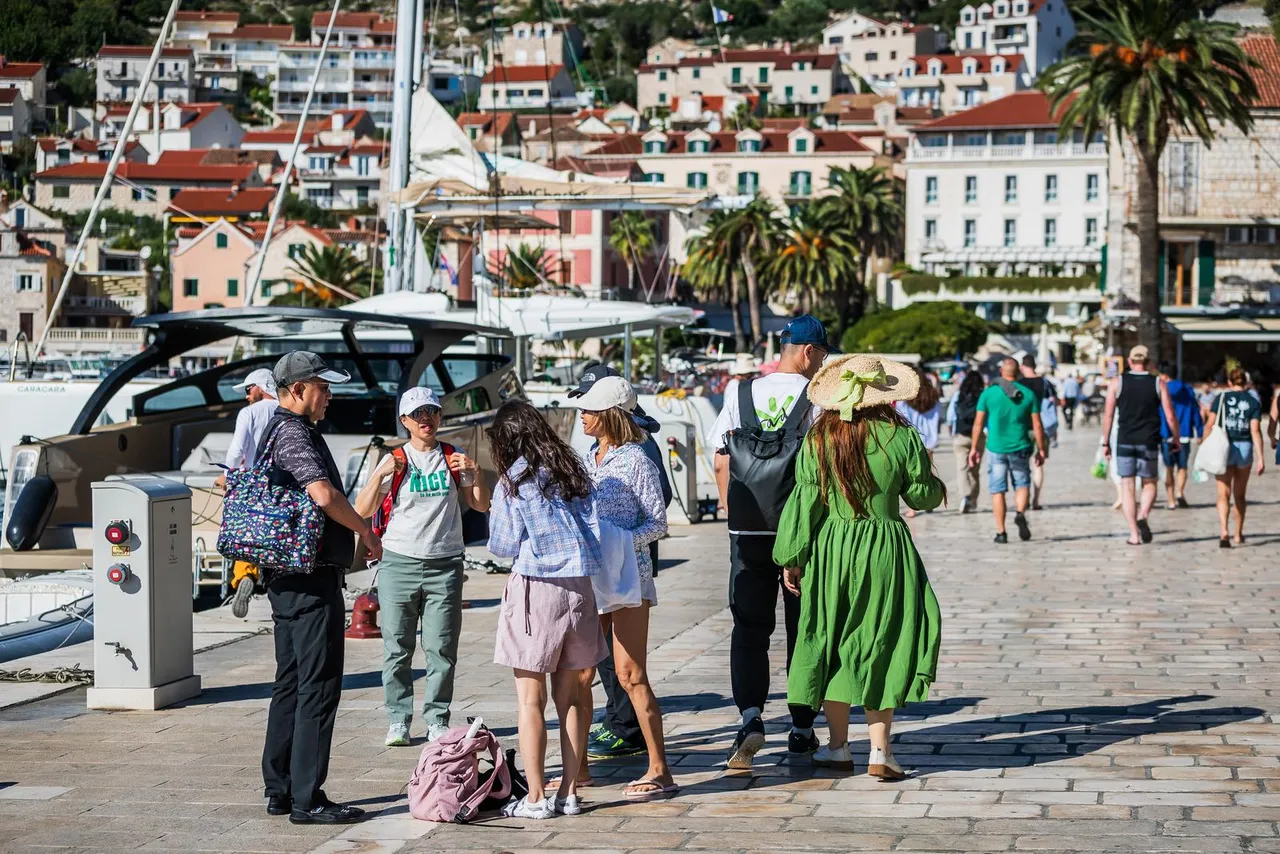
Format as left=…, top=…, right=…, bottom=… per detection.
left=597, top=541, right=657, bottom=747
left=728, top=534, right=816, bottom=729
left=1062, top=400, right=1076, bottom=429
left=262, top=566, right=345, bottom=811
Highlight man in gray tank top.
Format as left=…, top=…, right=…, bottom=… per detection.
left=1101, top=346, right=1181, bottom=545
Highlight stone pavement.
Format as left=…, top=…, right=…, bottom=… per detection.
left=2, top=426, right=1279, bottom=853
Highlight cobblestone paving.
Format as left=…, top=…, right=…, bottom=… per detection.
left=2, top=428, right=1279, bottom=853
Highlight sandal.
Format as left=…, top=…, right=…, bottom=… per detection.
left=623, top=778, right=680, bottom=801
left=1219, top=537, right=1232, bottom=549
left=547, top=776, right=594, bottom=789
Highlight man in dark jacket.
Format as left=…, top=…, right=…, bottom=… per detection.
left=260, top=351, right=382, bottom=825
left=567, top=364, right=672, bottom=761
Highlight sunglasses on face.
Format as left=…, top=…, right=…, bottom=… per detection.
left=405, top=406, right=441, bottom=421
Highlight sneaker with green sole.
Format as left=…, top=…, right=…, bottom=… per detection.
left=587, top=726, right=646, bottom=760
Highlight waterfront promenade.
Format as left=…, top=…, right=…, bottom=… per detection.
left=2, top=428, right=1278, bottom=853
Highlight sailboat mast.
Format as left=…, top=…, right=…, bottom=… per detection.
left=385, top=0, right=421, bottom=293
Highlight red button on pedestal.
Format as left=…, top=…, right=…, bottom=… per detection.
left=107, top=564, right=130, bottom=585
left=105, top=521, right=130, bottom=545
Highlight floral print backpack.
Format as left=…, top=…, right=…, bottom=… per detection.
left=217, top=424, right=324, bottom=574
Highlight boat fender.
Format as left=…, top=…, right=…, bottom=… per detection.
left=5, top=474, right=58, bottom=552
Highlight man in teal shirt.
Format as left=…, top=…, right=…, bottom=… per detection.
left=968, top=357, right=1047, bottom=543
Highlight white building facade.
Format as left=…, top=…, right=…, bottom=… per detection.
left=96, top=46, right=194, bottom=104
left=953, top=0, right=1075, bottom=74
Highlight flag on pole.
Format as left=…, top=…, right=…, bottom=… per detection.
left=437, top=248, right=458, bottom=285
left=712, top=5, right=733, bottom=24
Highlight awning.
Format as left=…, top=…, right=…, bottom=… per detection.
left=922, top=246, right=1102, bottom=264
left=1165, top=314, right=1280, bottom=342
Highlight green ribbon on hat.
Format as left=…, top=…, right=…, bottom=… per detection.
left=832, top=366, right=887, bottom=421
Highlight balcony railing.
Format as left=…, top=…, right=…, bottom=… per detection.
left=277, top=79, right=350, bottom=93
left=353, top=78, right=392, bottom=92
left=908, top=142, right=1107, bottom=162
left=65, top=295, right=147, bottom=314
left=104, top=68, right=137, bottom=80
left=498, top=95, right=580, bottom=109
left=44, top=328, right=147, bottom=345
left=352, top=55, right=395, bottom=69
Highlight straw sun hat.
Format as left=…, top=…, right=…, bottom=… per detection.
left=807, top=354, right=920, bottom=420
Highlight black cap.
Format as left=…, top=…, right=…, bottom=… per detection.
left=567, top=364, right=622, bottom=398
left=272, top=351, right=351, bottom=387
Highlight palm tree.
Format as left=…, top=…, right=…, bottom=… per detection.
left=1040, top=0, right=1259, bottom=357
left=683, top=211, right=748, bottom=349
left=608, top=211, right=656, bottom=296
left=765, top=204, right=860, bottom=338
left=488, top=243, right=558, bottom=292
left=272, top=243, right=370, bottom=308
left=817, top=164, right=903, bottom=336
left=704, top=196, right=779, bottom=347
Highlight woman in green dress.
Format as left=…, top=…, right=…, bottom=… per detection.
left=775, top=354, right=945, bottom=780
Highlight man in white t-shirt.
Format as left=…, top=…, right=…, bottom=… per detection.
left=353, top=387, right=491, bottom=748
left=219, top=368, right=280, bottom=618
left=705, top=314, right=832, bottom=770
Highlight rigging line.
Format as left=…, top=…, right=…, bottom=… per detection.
left=30, top=0, right=184, bottom=368
left=534, top=6, right=570, bottom=286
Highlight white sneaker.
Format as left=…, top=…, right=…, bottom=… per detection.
left=811, top=742, right=853, bottom=772
left=426, top=723, right=450, bottom=742
left=501, top=795, right=555, bottom=819
left=867, top=747, right=907, bottom=781
left=553, top=793, right=581, bottom=816
left=384, top=722, right=410, bottom=747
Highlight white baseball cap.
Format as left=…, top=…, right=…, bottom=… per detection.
left=398, top=386, right=442, bottom=417
left=233, top=368, right=277, bottom=396
left=570, top=375, right=637, bottom=412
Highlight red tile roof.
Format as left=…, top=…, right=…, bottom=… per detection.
left=36, top=161, right=256, bottom=183
left=642, top=52, right=836, bottom=73
left=913, top=91, right=1069, bottom=130
left=241, top=110, right=372, bottom=144
left=482, top=64, right=566, bottom=84
left=98, top=45, right=193, bottom=58
left=37, top=137, right=101, bottom=153
left=456, top=112, right=516, bottom=139
left=589, top=130, right=873, bottom=156
left=100, top=102, right=226, bottom=128
left=155, top=150, right=209, bottom=166
left=0, top=59, right=44, bottom=79
left=762, top=118, right=807, bottom=130
left=1241, top=34, right=1280, bottom=109
left=0, top=89, right=20, bottom=105
left=906, top=53, right=1024, bottom=74
left=177, top=11, right=240, bottom=22
left=224, top=25, right=293, bottom=41
left=313, top=11, right=381, bottom=29
left=200, top=148, right=280, bottom=166
left=169, top=188, right=275, bottom=216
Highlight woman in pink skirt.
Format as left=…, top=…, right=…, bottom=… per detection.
left=487, top=401, right=609, bottom=819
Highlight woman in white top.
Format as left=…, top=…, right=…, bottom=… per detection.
left=895, top=367, right=942, bottom=518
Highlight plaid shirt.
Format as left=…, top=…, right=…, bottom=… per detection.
left=487, top=457, right=603, bottom=578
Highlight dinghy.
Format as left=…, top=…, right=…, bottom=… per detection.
left=0, top=571, right=93, bottom=663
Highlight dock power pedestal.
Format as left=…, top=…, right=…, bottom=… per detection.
left=87, top=476, right=202, bottom=710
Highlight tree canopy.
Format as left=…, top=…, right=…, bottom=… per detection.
left=842, top=302, right=989, bottom=362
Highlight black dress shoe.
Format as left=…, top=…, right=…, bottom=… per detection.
left=289, top=801, right=366, bottom=825
left=266, top=794, right=292, bottom=816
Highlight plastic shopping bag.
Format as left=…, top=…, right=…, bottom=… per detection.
left=593, top=521, right=641, bottom=614
left=1090, top=446, right=1108, bottom=479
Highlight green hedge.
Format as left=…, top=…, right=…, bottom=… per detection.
left=900, top=274, right=1101, bottom=296
left=842, top=301, right=990, bottom=362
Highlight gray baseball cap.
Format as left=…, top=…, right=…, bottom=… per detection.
left=272, top=351, right=351, bottom=387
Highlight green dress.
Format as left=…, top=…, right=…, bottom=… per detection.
left=773, top=422, right=944, bottom=711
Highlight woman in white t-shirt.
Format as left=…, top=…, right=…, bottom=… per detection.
left=354, top=387, right=490, bottom=748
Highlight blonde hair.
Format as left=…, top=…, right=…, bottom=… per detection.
left=594, top=407, right=646, bottom=448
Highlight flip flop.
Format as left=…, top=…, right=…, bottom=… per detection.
left=1136, top=518, right=1152, bottom=544
left=623, top=778, right=679, bottom=801
left=548, top=776, right=594, bottom=789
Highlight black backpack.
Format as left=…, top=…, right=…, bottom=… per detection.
left=955, top=395, right=979, bottom=437
left=725, top=378, right=812, bottom=532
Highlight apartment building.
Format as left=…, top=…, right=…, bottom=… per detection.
left=0, top=90, right=31, bottom=152
left=171, top=10, right=240, bottom=45
left=478, top=65, right=579, bottom=112
left=99, top=101, right=244, bottom=159
left=456, top=113, right=521, bottom=158
left=821, top=93, right=936, bottom=136
left=240, top=109, right=378, bottom=163
left=198, top=25, right=293, bottom=99
left=296, top=140, right=386, bottom=210
left=821, top=13, right=948, bottom=90
left=0, top=229, right=65, bottom=346
left=953, top=0, right=1075, bottom=74
left=96, top=46, right=194, bottom=104
left=636, top=48, right=850, bottom=117
left=0, top=56, right=48, bottom=125
left=903, top=91, right=1107, bottom=275
left=35, top=161, right=263, bottom=217
left=897, top=54, right=1029, bottom=112
left=581, top=127, right=887, bottom=200
left=167, top=188, right=275, bottom=224
left=36, top=138, right=146, bottom=172
left=1105, top=33, right=1280, bottom=311
left=493, top=20, right=584, bottom=70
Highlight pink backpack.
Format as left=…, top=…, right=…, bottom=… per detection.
left=407, top=719, right=512, bottom=823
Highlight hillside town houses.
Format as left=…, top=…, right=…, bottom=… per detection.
left=9, top=0, right=1280, bottom=356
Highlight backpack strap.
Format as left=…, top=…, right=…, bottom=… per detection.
left=737, top=378, right=761, bottom=432
left=454, top=731, right=509, bottom=822
left=373, top=447, right=409, bottom=536
left=781, top=385, right=812, bottom=437
left=440, top=442, right=462, bottom=487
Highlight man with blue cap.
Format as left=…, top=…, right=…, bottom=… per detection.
left=705, top=314, right=835, bottom=769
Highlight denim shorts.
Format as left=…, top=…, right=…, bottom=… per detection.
left=1115, top=444, right=1159, bottom=479
left=987, top=450, right=1032, bottom=494
left=1161, top=439, right=1190, bottom=470
left=1228, top=440, right=1254, bottom=468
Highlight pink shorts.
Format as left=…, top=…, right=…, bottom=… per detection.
left=494, top=573, right=608, bottom=674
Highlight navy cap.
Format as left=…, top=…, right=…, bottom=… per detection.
left=567, top=363, right=622, bottom=398
left=781, top=315, right=839, bottom=353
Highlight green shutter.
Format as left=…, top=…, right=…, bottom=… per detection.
left=1099, top=244, right=1107, bottom=291
left=1157, top=239, right=1167, bottom=304
left=1197, top=239, right=1215, bottom=306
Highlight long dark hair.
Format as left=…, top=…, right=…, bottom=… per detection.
left=904, top=366, right=942, bottom=414
left=810, top=405, right=907, bottom=516
left=486, top=401, right=592, bottom=501
left=958, top=369, right=986, bottom=402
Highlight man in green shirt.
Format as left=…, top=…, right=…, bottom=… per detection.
left=969, top=357, right=1047, bottom=544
